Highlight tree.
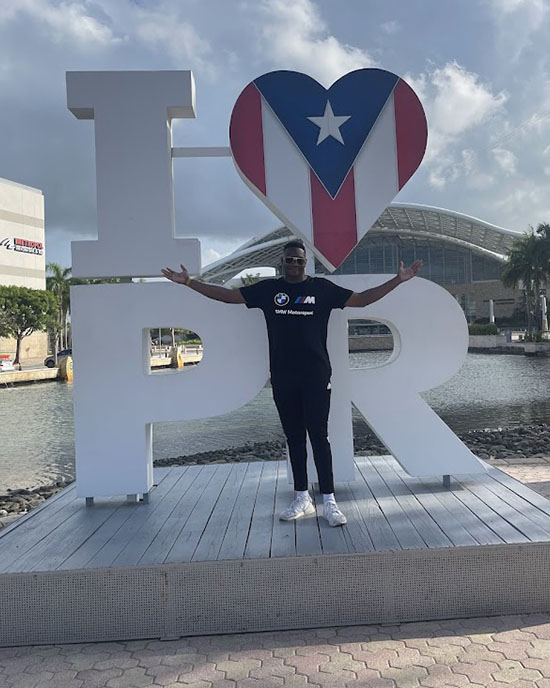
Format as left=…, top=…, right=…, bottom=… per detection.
left=534, top=222, right=550, bottom=274
left=46, top=262, right=72, bottom=351
left=501, top=228, right=548, bottom=335
left=0, top=286, right=57, bottom=367
left=45, top=265, right=120, bottom=356
left=239, top=273, right=262, bottom=287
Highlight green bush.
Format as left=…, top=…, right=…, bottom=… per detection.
left=468, top=323, right=498, bottom=335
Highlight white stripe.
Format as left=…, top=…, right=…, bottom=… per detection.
left=353, top=92, right=399, bottom=241
left=261, top=101, right=314, bottom=243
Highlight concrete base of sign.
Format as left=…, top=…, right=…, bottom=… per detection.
left=1, top=456, right=550, bottom=646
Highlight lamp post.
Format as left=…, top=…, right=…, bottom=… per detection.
left=541, top=294, right=548, bottom=333
left=489, top=299, right=495, bottom=324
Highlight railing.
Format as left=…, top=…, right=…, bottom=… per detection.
left=180, top=345, right=203, bottom=356
left=150, top=345, right=204, bottom=358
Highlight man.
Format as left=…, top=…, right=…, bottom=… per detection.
left=162, top=241, right=422, bottom=527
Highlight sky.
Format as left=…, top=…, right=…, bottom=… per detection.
left=0, top=0, right=549, bottom=271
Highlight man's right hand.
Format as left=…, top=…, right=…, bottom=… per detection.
left=161, top=264, right=191, bottom=285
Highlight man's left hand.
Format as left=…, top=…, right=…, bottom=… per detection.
left=398, top=259, right=423, bottom=282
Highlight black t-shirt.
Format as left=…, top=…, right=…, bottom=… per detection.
left=240, top=276, right=353, bottom=382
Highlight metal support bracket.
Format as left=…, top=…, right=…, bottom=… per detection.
left=171, top=146, right=231, bottom=158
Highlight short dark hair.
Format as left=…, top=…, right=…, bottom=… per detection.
left=283, top=239, right=306, bottom=253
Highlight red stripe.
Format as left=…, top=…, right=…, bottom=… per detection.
left=229, top=83, right=266, bottom=195
left=310, top=170, right=357, bottom=270
left=393, top=79, right=428, bottom=190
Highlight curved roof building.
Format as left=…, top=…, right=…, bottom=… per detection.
left=202, top=203, right=524, bottom=322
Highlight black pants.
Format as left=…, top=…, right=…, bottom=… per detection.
left=271, top=376, right=335, bottom=494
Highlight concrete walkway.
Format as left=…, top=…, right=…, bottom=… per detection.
left=2, top=613, right=550, bottom=687
left=493, top=457, right=550, bottom=500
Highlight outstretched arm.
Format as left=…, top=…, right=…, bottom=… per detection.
left=344, top=260, right=423, bottom=308
left=161, top=264, right=245, bottom=304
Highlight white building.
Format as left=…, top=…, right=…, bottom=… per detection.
left=0, top=176, right=47, bottom=361
left=202, top=203, right=523, bottom=323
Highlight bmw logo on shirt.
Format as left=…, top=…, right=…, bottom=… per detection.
left=274, top=292, right=290, bottom=306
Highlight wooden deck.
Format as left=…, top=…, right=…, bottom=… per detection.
left=2, top=456, right=550, bottom=574
left=3, top=456, right=550, bottom=646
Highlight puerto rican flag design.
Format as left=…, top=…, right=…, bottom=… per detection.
left=229, top=69, right=427, bottom=271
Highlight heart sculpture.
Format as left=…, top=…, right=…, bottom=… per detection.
left=229, top=69, right=428, bottom=271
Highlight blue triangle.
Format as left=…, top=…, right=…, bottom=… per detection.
left=254, top=69, right=399, bottom=198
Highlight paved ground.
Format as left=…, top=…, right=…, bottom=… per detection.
left=3, top=614, right=550, bottom=687
left=492, top=457, right=550, bottom=499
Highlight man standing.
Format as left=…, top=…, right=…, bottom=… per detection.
left=162, top=240, right=422, bottom=526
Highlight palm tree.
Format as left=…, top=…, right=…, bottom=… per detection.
left=46, top=263, right=72, bottom=352
left=535, top=222, right=550, bottom=273
left=501, top=229, right=548, bottom=336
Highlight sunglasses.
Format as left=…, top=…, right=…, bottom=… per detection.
left=284, top=256, right=306, bottom=266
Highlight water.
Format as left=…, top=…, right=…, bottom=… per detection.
left=1, top=352, right=550, bottom=492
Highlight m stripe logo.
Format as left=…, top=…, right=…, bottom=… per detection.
left=295, top=296, right=315, bottom=304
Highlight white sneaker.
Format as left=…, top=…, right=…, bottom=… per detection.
left=324, top=501, right=347, bottom=527
left=279, top=496, right=315, bottom=521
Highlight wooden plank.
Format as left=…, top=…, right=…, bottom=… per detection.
left=218, top=462, right=263, bottom=561
left=452, top=477, right=530, bottom=544
left=378, top=458, right=479, bottom=548
left=332, top=480, right=375, bottom=554
left=0, top=480, right=77, bottom=541
left=356, top=459, right=425, bottom=550
left=372, top=456, right=453, bottom=549
left=5, top=497, right=122, bottom=573
left=269, top=461, right=296, bottom=558
left=315, top=481, right=350, bottom=557
left=295, top=488, right=322, bottom=557
left=46, top=468, right=178, bottom=571
left=59, top=501, right=145, bottom=570
left=487, top=466, right=550, bottom=516
left=82, top=468, right=192, bottom=569
left=0, top=494, right=81, bottom=573
left=473, top=472, right=550, bottom=541
left=61, top=468, right=187, bottom=570
left=316, top=504, right=349, bottom=554
left=349, top=457, right=400, bottom=551
left=244, top=462, right=278, bottom=559
left=192, top=462, right=248, bottom=562
left=164, top=464, right=232, bottom=563
left=459, top=475, right=548, bottom=542
left=111, top=467, right=194, bottom=567
left=139, top=465, right=216, bottom=565
left=0, top=469, right=174, bottom=572
left=415, top=476, right=503, bottom=546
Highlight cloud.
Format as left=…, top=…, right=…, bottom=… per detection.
left=492, top=181, right=550, bottom=228
left=543, top=144, right=550, bottom=176
left=253, top=0, right=376, bottom=85
left=431, top=64, right=507, bottom=137
left=491, top=0, right=547, bottom=25
left=491, top=147, right=518, bottom=175
left=1, top=0, right=549, bottom=267
left=406, top=61, right=508, bottom=189
left=0, top=0, right=121, bottom=46
left=489, top=0, right=548, bottom=61
left=202, top=247, right=222, bottom=265
left=132, top=2, right=215, bottom=77
left=380, top=20, right=400, bottom=35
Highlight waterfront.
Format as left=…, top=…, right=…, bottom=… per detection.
left=1, top=352, right=550, bottom=492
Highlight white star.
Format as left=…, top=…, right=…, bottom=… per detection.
left=307, top=100, right=351, bottom=145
